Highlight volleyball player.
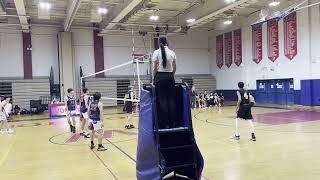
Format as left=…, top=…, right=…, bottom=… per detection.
left=191, top=86, right=197, bottom=108
left=152, top=35, right=177, bottom=128
left=214, top=92, right=220, bottom=107
left=207, top=92, right=214, bottom=107
left=0, top=96, right=14, bottom=134
left=64, top=88, right=77, bottom=133
left=88, top=92, right=107, bottom=151
left=230, top=82, right=256, bottom=141
left=124, top=85, right=135, bottom=129
left=80, top=88, right=90, bottom=138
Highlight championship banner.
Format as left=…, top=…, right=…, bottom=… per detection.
left=224, top=32, right=233, bottom=68
left=267, top=18, right=279, bottom=62
left=284, top=12, right=297, bottom=60
left=252, top=24, right=263, bottom=64
left=233, top=29, right=242, bottom=66
left=216, top=35, right=224, bottom=68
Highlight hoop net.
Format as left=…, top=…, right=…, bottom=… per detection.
left=80, top=55, right=150, bottom=107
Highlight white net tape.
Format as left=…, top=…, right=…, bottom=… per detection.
left=81, top=57, right=150, bottom=104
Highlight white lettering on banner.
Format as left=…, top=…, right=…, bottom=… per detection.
left=276, top=83, right=283, bottom=89
left=259, top=83, right=265, bottom=89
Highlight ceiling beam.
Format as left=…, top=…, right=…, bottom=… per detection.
left=63, top=0, right=82, bottom=31
left=0, top=0, right=5, bottom=12
left=101, top=0, right=143, bottom=33
left=13, top=0, right=29, bottom=31
left=174, top=0, right=253, bottom=32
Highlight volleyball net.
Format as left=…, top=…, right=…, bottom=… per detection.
left=80, top=54, right=151, bottom=106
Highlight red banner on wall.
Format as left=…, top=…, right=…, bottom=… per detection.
left=252, top=24, right=263, bottom=64
left=267, top=19, right=279, bottom=62
left=284, top=12, right=297, bottom=60
left=216, top=35, right=224, bottom=68
left=233, top=29, right=242, bottom=66
left=224, top=32, right=233, bottom=68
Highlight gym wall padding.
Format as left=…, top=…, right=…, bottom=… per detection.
left=301, top=79, right=320, bottom=106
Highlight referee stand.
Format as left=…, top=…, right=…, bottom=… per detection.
left=136, top=83, right=204, bottom=180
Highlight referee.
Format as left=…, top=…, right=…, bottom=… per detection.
left=152, top=35, right=177, bottom=128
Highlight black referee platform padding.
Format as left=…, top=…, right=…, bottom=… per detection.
left=136, top=83, right=204, bottom=180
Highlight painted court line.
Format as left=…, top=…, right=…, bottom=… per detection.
left=64, top=133, right=81, bottom=143
left=105, top=138, right=136, bottom=163
left=0, top=133, right=17, bottom=167
left=90, top=147, right=119, bottom=180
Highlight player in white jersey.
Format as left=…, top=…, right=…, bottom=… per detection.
left=0, top=96, right=14, bottom=134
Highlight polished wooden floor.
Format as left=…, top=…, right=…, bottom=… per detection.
left=1, top=106, right=320, bottom=180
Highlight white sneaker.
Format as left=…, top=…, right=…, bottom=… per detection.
left=0, top=130, right=4, bottom=135
left=7, top=129, right=14, bottom=134
left=230, top=134, right=240, bottom=140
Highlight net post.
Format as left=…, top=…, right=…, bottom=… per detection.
left=136, top=60, right=141, bottom=100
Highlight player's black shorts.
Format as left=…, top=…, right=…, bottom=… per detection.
left=124, top=103, right=133, bottom=113
left=237, top=104, right=253, bottom=120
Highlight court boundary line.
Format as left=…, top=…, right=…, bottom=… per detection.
left=105, top=138, right=137, bottom=163
left=0, top=132, right=17, bottom=167
left=48, top=131, right=137, bottom=146
left=90, top=146, right=119, bottom=180
left=8, top=112, right=138, bottom=122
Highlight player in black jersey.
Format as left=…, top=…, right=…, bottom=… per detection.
left=124, top=86, right=135, bottom=129
left=231, top=82, right=256, bottom=141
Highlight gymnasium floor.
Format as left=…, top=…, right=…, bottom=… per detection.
left=1, top=106, right=320, bottom=180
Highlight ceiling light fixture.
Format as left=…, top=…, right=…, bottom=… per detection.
left=269, top=0, right=280, bottom=7
left=225, top=0, right=236, bottom=3
left=98, top=7, right=108, bottom=15
left=186, top=18, right=196, bottom=23
left=149, top=15, right=159, bottom=21
left=39, top=2, right=51, bottom=10
left=224, top=20, right=233, bottom=25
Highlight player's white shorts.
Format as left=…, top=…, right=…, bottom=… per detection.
left=66, top=110, right=77, bottom=118
left=0, top=112, right=7, bottom=121
left=88, top=119, right=103, bottom=131
left=82, top=112, right=89, bottom=119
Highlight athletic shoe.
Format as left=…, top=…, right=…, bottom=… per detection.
left=72, top=126, right=76, bottom=133
left=251, top=133, right=256, bottom=141
left=230, top=134, right=240, bottom=140
left=7, top=129, right=14, bottom=134
left=129, top=124, right=135, bottom=129
left=0, top=130, right=4, bottom=135
left=80, top=132, right=90, bottom=138
left=125, top=125, right=131, bottom=129
left=97, top=145, right=107, bottom=151
left=90, top=144, right=95, bottom=150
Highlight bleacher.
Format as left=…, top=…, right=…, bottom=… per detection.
left=0, top=78, right=50, bottom=110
